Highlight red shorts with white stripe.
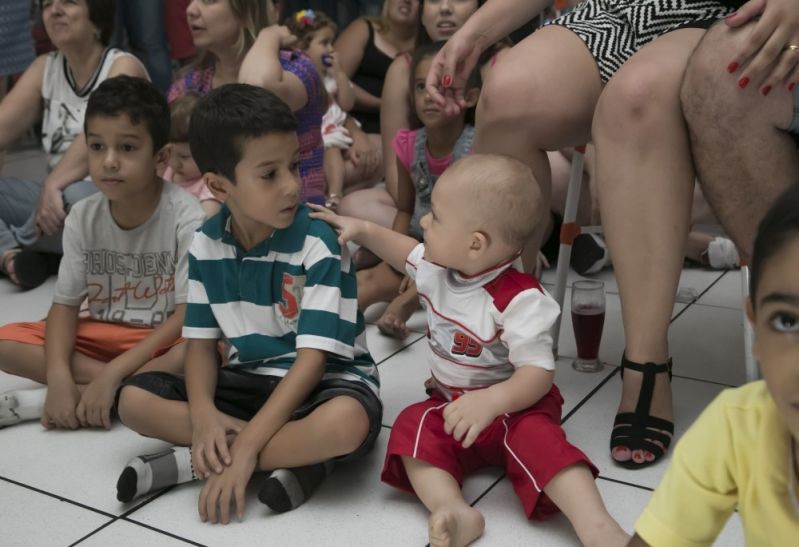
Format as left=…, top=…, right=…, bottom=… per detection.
left=381, top=385, right=598, bottom=520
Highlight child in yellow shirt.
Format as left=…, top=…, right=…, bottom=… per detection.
left=631, top=183, right=799, bottom=546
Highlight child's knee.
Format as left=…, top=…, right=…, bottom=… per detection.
left=116, top=385, right=152, bottom=426
left=320, top=396, right=370, bottom=452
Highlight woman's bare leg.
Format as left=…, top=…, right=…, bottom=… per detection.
left=593, top=29, right=706, bottom=465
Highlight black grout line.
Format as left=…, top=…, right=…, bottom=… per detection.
left=597, top=475, right=654, bottom=493
left=67, top=519, right=118, bottom=547
left=670, top=373, right=736, bottom=388
left=561, top=367, right=620, bottom=424
left=118, top=485, right=178, bottom=519
left=374, top=334, right=426, bottom=366
left=0, top=475, right=116, bottom=519
left=669, top=271, right=728, bottom=324
left=469, top=473, right=506, bottom=507
left=121, top=518, right=207, bottom=546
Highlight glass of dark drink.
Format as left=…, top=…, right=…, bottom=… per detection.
left=571, top=280, right=605, bottom=372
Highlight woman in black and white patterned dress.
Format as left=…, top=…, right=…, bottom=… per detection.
left=425, top=0, right=745, bottom=470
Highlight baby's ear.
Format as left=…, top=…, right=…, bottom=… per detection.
left=468, top=230, right=490, bottom=257
left=205, top=172, right=231, bottom=202
left=155, top=143, right=171, bottom=164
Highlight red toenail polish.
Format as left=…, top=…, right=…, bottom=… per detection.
left=789, top=82, right=796, bottom=92
left=738, top=77, right=750, bottom=89
left=762, top=85, right=772, bottom=96
left=727, top=62, right=738, bottom=73
left=442, top=74, right=452, bottom=88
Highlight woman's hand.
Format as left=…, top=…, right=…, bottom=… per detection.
left=425, top=30, right=486, bottom=116
left=35, top=183, right=66, bottom=236
left=726, top=0, right=799, bottom=92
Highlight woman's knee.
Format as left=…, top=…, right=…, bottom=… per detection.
left=479, top=65, right=561, bottom=130
left=594, top=65, right=677, bottom=140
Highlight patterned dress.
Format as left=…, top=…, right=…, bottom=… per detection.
left=551, top=0, right=739, bottom=82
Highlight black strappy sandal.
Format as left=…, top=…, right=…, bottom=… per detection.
left=610, top=354, right=674, bottom=469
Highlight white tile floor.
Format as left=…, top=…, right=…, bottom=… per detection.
left=0, top=151, right=746, bottom=546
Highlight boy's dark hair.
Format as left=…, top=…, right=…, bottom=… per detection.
left=43, top=0, right=115, bottom=46
left=169, top=92, right=202, bottom=143
left=189, top=84, right=297, bottom=182
left=750, top=183, right=799, bottom=305
left=84, top=75, right=170, bottom=151
left=409, top=41, right=481, bottom=127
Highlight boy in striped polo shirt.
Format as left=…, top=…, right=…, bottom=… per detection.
left=114, top=84, right=381, bottom=524
left=311, top=155, right=627, bottom=547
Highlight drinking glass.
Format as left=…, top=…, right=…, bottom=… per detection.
left=571, top=280, right=605, bottom=372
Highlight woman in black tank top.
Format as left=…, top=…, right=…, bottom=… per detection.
left=336, top=0, right=419, bottom=134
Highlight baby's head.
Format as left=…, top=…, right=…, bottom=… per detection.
left=746, top=182, right=799, bottom=443
left=285, top=9, right=337, bottom=74
left=409, top=41, right=481, bottom=128
left=190, top=84, right=301, bottom=233
left=419, top=154, right=543, bottom=275
left=168, top=93, right=202, bottom=182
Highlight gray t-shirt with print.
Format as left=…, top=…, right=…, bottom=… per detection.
left=53, top=182, right=205, bottom=327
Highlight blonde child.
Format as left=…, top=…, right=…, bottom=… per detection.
left=164, top=93, right=221, bottom=217
left=311, top=154, right=628, bottom=547
left=630, top=183, right=799, bottom=546
left=285, top=9, right=369, bottom=211
left=360, top=40, right=481, bottom=339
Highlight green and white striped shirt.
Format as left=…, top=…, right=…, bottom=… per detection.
left=184, top=205, right=378, bottom=394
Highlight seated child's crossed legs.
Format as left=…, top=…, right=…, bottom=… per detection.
left=381, top=387, right=628, bottom=547
left=116, top=368, right=382, bottom=513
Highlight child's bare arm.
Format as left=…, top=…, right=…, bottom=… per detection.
left=308, top=205, right=417, bottom=272
left=229, top=348, right=327, bottom=457
left=185, top=337, right=244, bottom=478
left=329, top=52, right=356, bottom=112
left=239, top=26, right=308, bottom=111
left=392, top=155, right=415, bottom=236
left=444, top=367, right=554, bottom=448
left=76, top=305, right=188, bottom=429
left=42, top=303, right=81, bottom=429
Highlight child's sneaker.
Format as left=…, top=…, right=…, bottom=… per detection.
left=706, top=237, right=740, bottom=270
left=570, top=233, right=610, bottom=275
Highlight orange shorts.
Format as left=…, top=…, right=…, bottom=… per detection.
left=0, top=319, right=183, bottom=362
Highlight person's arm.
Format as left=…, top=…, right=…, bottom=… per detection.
left=391, top=154, right=414, bottom=235
left=239, top=26, right=308, bottom=111
left=334, top=18, right=382, bottom=111
left=380, top=57, right=412, bottom=200
left=36, top=55, right=148, bottom=235
left=41, top=303, right=82, bottom=430
left=329, top=53, right=356, bottom=112
left=0, top=55, right=45, bottom=168
left=308, top=205, right=417, bottom=272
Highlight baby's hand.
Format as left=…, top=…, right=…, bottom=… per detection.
left=443, top=390, right=501, bottom=448
left=308, top=203, right=364, bottom=246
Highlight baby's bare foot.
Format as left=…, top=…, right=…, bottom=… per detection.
left=429, top=505, right=484, bottom=547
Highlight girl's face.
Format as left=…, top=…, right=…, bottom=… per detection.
left=305, top=27, right=336, bottom=74
left=749, top=236, right=799, bottom=442
left=421, top=0, right=478, bottom=41
left=186, top=0, right=240, bottom=51
left=386, top=0, right=419, bottom=26
left=42, top=0, right=98, bottom=48
left=412, top=57, right=447, bottom=127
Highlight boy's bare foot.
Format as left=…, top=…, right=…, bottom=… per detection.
left=429, top=504, right=485, bottom=547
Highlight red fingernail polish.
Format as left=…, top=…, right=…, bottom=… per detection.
left=762, top=85, right=772, bottom=96
left=738, top=76, right=750, bottom=89
left=789, top=82, right=796, bottom=92
left=727, top=62, right=739, bottom=73
left=442, top=74, right=452, bottom=87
